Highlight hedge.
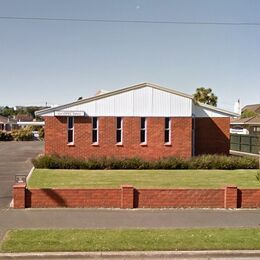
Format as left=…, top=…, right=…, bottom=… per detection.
left=11, top=128, right=34, bottom=141
left=0, top=131, right=13, bottom=141
left=32, top=154, right=258, bottom=170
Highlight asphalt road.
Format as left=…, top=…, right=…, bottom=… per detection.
left=1, top=208, right=260, bottom=240
left=0, top=141, right=43, bottom=208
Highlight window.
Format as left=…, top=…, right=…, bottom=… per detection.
left=67, top=117, right=74, bottom=144
left=140, top=117, right=147, bottom=144
left=116, top=117, right=123, bottom=144
left=92, top=117, right=98, bottom=143
left=164, top=117, right=171, bottom=144
left=253, top=126, right=260, bottom=132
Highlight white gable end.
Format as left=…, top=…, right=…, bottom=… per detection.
left=60, top=86, right=192, bottom=117
left=36, top=83, right=236, bottom=118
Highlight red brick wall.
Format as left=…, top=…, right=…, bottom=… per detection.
left=137, top=189, right=224, bottom=208
left=25, top=188, right=121, bottom=208
left=44, top=116, right=192, bottom=160
left=13, top=184, right=26, bottom=209
left=224, top=186, right=238, bottom=208
left=195, top=117, right=230, bottom=155
left=240, top=189, right=260, bottom=208
left=13, top=185, right=260, bottom=209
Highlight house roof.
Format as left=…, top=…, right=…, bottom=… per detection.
left=231, top=115, right=260, bottom=125
left=35, top=82, right=238, bottom=117
left=0, top=115, right=17, bottom=124
left=242, top=104, right=260, bottom=114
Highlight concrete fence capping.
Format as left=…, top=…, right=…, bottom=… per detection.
left=13, top=184, right=260, bottom=209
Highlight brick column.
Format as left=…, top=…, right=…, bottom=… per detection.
left=13, top=183, right=26, bottom=209
left=224, top=186, right=238, bottom=209
left=121, top=185, right=134, bottom=209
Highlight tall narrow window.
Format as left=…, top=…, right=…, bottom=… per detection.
left=140, top=117, right=147, bottom=144
left=67, top=117, right=74, bottom=144
left=164, top=117, right=171, bottom=144
left=92, top=117, right=98, bottom=144
left=116, top=117, right=123, bottom=144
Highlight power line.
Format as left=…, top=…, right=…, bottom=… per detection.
left=0, top=16, right=260, bottom=26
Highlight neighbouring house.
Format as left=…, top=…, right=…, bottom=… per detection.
left=242, top=104, right=260, bottom=115
left=0, top=115, right=19, bottom=132
left=230, top=116, right=260, bottom=136
left=15, top=114, right=34, bottom=122
left=35, top=83, right=237, bottom=160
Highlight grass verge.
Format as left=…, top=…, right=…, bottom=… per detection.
left=1, top=228, right=260, bottom=252
left=28, top=169, right=260, bottom=188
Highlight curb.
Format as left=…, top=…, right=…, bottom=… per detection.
left=1, top=250, right=260, bottom=259
left=26, top=166, right=35, bottom=183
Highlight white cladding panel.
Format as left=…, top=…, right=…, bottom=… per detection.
left=95, top=95, right=115, bottom=115
left=52, top=86, right=193, bottom=117
left=133, top=87, right=153, bottom=116
left=63, top=102, right=95, bottom=116
left=193, top=104, right=229, bottom=117
left=170, top=94, right=192, bottom=116
left=152, top=88, right=171, bottom=116
left=114, top=91, right=134, bottom=116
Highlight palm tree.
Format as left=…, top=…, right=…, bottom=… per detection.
left=193, top=87, right=218, bottom=107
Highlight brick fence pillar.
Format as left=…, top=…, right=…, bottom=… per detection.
left=121, top=185, right=134, bottom=209
left=224, top=186, right=238, bottom=209
left=13, top=183, right=26, bottom=209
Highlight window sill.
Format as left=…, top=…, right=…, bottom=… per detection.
left=116, top=143, right=123, bottom=147
left=67, top=143, right=75, bottom=147
left=164, top=143, right=172, bottom=147
left=91, top=143, right=99, bottom=147
left=140, top=143, right=148, bottom=147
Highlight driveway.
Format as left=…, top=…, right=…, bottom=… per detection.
left=0, top=141, right=43, bottom=208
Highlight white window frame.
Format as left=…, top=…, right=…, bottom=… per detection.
left=92, top=117, right=99, bottom=144
left=116, top=117, right=123, bottom=144
left=164, top=117, right=171, bottom=145
left=67, top=117, right=74, bottom=145
left=140, top=117, right=147, bottom=144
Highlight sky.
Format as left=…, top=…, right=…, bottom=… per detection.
left=0, top=0, right=260, bottom=111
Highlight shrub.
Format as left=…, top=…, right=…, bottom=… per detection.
left=32, top=154, right=258, bottom=170
left=38, top=128, right=44, bottom=140
left=11, top=127, right=34, bottom=141
left=0, top=131, right=13, bottom=141
left=256, top=170, right=260, bottom=183
left=187, top=155, right=258, bottom=170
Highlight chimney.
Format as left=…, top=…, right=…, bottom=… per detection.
left=234, top=99, right=241, bottom=116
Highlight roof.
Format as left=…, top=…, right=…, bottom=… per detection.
left=0, top=115, right=17, bottom=124
left=35, top=82, right=237, bottom=117
left=231, top=115, right=260, bottom=125
left=242, top=104, right=260, bottom=114
left=195, top=101, right=238, bottom=117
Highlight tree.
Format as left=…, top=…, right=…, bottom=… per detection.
left=193, top=87, right=218, bottom=107
left=0, top=106, right=15, bottom=117
left=241, top=109, right=257, bottom=119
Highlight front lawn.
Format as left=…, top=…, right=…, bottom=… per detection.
left=1, top=228, right=260, bottom=252
left=28, top=169, right=260, bottom=188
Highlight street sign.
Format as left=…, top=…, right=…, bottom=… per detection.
left=15, top=175, right=26, bottom=184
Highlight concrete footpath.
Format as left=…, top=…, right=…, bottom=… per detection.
left=1, top=208, right=260, bottom=240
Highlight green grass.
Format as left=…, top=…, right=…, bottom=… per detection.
left=28, top=169, right=260, bottom=188
left=1, top=228, right=260, bottom=252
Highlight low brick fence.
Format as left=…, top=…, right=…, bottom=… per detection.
left=13, top=184, right=260, bottom=209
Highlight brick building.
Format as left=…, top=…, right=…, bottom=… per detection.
left=36, top=83, right=237, bottom=160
